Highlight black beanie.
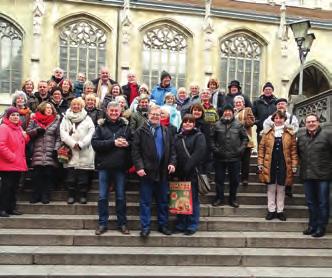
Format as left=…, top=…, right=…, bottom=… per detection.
left=222, top=103, right=234, bottom=114
left=263, top=82, right=274, bottom=91
left=160, top=70, right=171, bottom=82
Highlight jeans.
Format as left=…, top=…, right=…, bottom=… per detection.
left=98, top=169, right=127, bottom=228
left=303, top=180, right=330, bottom=230
left=215, top=160, right=240, bottom=202
left=0, top=171, right=21, bottom=212
left=176, top=177, right=200, bottom=232
left=140, top=177, right=169, bottom=231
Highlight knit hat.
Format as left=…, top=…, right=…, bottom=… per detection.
left=5, top=106, right=19, bottom=118
left=263, top=82, right=274, bottom=91
left=228, top=80, right=241, bottom=90
left=275, top=98, right=288, bottom=105
left=222, top=103, right=234, bottom=114
left=160, top=70, right=172, bottom=82
left=11, top=90, right=27, bottom=106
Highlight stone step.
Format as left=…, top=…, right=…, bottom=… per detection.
left=17, top=190, right=307, bottom=205
left=1, top=245, right=332, bottom=267
left=0, top=215, right=318, bottom=232
left=1, top=265, right=332, bottom=277
left=0, top=229, right=331, bottom=249
left=16, top=202, right=309, bottom=217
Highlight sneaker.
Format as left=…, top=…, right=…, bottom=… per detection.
left=184, top=229, right=196, bottom=236
left=212, top=199, right=224, bottom=207
left=119, top=225, right=130, bottom=235
left=95, top=226, right=107, bottom=236
left=140, top=229, right=150, bottom=238
left=158, top=226, right=172, bottom=235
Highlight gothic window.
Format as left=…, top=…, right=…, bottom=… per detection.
left=219, top=33, right=262, bottom=101
left=0, top=18, right=23, bottom=94
left=142, top=25, right=187, bottom=89
left=59, top=20, right=107, bottom=81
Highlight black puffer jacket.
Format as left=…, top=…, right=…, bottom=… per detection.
left=132, top=123, right=176, bottom=182
left=253, top=95, right=277, bottom=133
left=26, top=116, right=61, bottom=167
left=174, top=129, right=206, bottom=179
left=91, top=118, right=131, bottom=170
left=86, top=107, right=104, bottom=127
left=210, top=117, right=248, bottom=162
left=297, top=126, right=332, bottom=180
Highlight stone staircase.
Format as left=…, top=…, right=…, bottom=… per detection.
left=0, top=160, right=332, bottom=277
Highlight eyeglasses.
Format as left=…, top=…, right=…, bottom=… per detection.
left=149, top=113, right=161, bottom=117
left=306, top=120, right=318, bottom=123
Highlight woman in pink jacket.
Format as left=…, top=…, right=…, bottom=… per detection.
left=0, top=107, right=29, bottom=217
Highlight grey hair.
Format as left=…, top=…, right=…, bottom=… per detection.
left=199, top=88, right=211, bottom=96
left=115, top=95, right=128, bottom=109
left=233, top=95, right=245, bottom=104
left=53, top=67, right=64, bottom=74
left=83, top=81, right=95, bottom=91
left=12, top=90, right=27, bottom=105
left=107, top=101, right=121, bottom=110
left=148, top=104, right=161, bottom=113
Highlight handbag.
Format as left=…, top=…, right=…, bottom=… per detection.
left=57, top=143, right=72, bottom=164
left=169, top=181, right=193, bottom=215
left=181, top=139, right=211, bottom=195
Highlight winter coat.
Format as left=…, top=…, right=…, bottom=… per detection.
left=34, top=91, right=50, bottom=106
left=62, top=93, right=75, bottom=107
left=211, top=90, right=225, bottom=116
left=50, top=99, right=68, bottom=118
left=297, top=126, right=332, bottom=181
left=132, top=123, right=177, bottom=182
left=263, top=112, right=299, bottom=134
left=224, top=92, right=252, bottom=108
left=210, top=117, right=249, bottom=162
left=60, top=109, right=95, bottom=170
left=0, top=118, right=28, bottom=171
left=129, top=109, right=148, bottom=132
left=176, top=97, right=191, bottom=118
left=92, top=118, right=131, bottom=170
left=151, top=84, right=177, bottom=106
left=174, top=129, right=207, bottom=179
left=161, top=104, right=182, bottom=131
left=122, top=83, right=140, bottom=105
left=202, top=103, right=219, bottom=124
left=26, top=116, right=61, bottom=168
left=17, top=107, right=31, bottom=131
left=27, top=93, right=39, bottom=112
left=101, top=93, right=116, bottom=112
left=253, top=95, right=277, bottom=133
left=73, top=81, right=84, bottom=97
left=258, top=127, right=298, bottom=186
left=86, top=107, right=104, bottom=127
left=235, top=107, right=255, bottom=148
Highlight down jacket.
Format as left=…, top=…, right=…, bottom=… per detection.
left=60, top=109, right=95, bottom=170
left=26, top=115, right=61, bottom=167
left=0, top=118, right=28, bottom=171
left=258, top=127, right=298, bottom=186
left=234, top=107, right=255, bottom=148
left=297, top=126, right=332, bottom=181
left=210, top=117, right=249, bottom=162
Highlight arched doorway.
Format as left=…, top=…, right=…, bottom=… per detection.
left=289, top=64, right=330, bottom=98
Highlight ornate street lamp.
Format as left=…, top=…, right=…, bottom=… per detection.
left=289, top=20, right=315, bottom=96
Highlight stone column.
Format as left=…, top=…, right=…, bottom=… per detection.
left=202, top=0, right=214, bottom=84
left=31, top=0, right=45, bottom=83
left=119, top=0, right=132, bottom=84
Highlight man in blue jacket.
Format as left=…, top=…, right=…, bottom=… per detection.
left=151, top=71, right=177, bottom=106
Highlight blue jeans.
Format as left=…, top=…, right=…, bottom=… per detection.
left=98, top=169, right=127, bottom=228
left=139, top=177, right=169, bottom=231
left=215, top=160, right=240, bottom=202
left=303, top=180, right=330, bottom=230
left=176, top=177, right=200, bottom=232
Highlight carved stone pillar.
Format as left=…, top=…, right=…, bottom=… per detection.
left=119, top=0, right=132, bottom=84
left=202, top=0, right=214, bottom=80
left=31, top=0, right=45, bottom=83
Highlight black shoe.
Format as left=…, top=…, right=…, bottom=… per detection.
left=229, top=201, right=240, bottom=208
left=242, top=180, right=248, bottom=186
left=8, top=210, right=23, bottom=216
left=312, top=227, right=326, bottom=238
left=140, top=230, right=150, bottom=238
left=158, top=226, right=172, bottom=235
left=41, top=199, right=50, bottom=204
left=119, top=225, right=130, bottom=235
left=67, top=197, right=75, bottom=204
left=184, top=229, right=196, bottom=236
left=212, top=199, right=224, bottom=207
left=0, top=211, right=9, bottom=217
left=29, top=198, right=40, bottom=204
left=277, top=212, right=287, bottom=221
left=265, top=211, right=276, bottom=220
left=173, top=229, right=185, bottom=234
left=95, top=226, right=108, bottom=236
left=303, top=226, right=316, bottom=235
left=79, top=197, right=87, bottom=204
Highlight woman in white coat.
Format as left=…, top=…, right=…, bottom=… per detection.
left=60, top=97, right=95, bottom=204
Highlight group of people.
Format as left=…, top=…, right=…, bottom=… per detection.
left=0, top=67, right=331, bottom=238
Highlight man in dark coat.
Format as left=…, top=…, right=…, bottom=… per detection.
left=224, top=80, right=252, bottom=109
left=297, top=113, right=332, bottom=238
left=122, top=72, right=140, bottom=106
left=252, top=82, right=277, bottom=143
left=91, top=101, right=131, bottom=236
left=92, top=67, right=117, bottom=103
left=210, top=103, right=249, bottom=208
left=132, top=105, right=176, bottom=238
left=34, top=81, right=50, bottom=106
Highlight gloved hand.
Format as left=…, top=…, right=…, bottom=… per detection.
left=36, top=127, right=46, bottom=136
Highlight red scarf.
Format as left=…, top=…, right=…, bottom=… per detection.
left=33, top=111, right=56, bottom=128
left=129, top=83, right=138, bottom=104
left=160, top=117, right=170, bottom=127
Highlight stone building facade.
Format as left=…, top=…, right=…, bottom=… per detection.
left=0, top=0, right=331, bottom=108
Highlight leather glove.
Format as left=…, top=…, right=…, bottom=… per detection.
left=36, top=127, right=46, bottom=136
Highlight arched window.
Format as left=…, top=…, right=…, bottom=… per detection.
left=142, top=24, right=187, bottom=89
left=0, top=18, right=23, bottom=94
left=219, top=33, right=262, bottom=100
left=59, top=20, right=107, bottom=81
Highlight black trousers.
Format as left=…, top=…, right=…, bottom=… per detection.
left=31, top=166, right=55, bottom=201
left=65, top=168, right=90, bottom=196
left=0, top=171, right=21, bottom=212
left=241, top=148, right=252, bottom=182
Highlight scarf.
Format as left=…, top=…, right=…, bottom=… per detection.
left=65, top=108, right=87, bottom=123
left=18, top=107, right=31, bottom=116
left=33, top=111, right=56, bottom=128
left=160, top=117, right=170, bottom=127
left=129, top=83, right=139, bottom=104
left=274, top=125, right=285, bottom=137
left=96, top=79, right=112, bottom=100
left=262, top=94, right=275, bottom=104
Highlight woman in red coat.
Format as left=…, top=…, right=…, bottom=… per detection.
left=0, top=107, right=29, bottom=217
